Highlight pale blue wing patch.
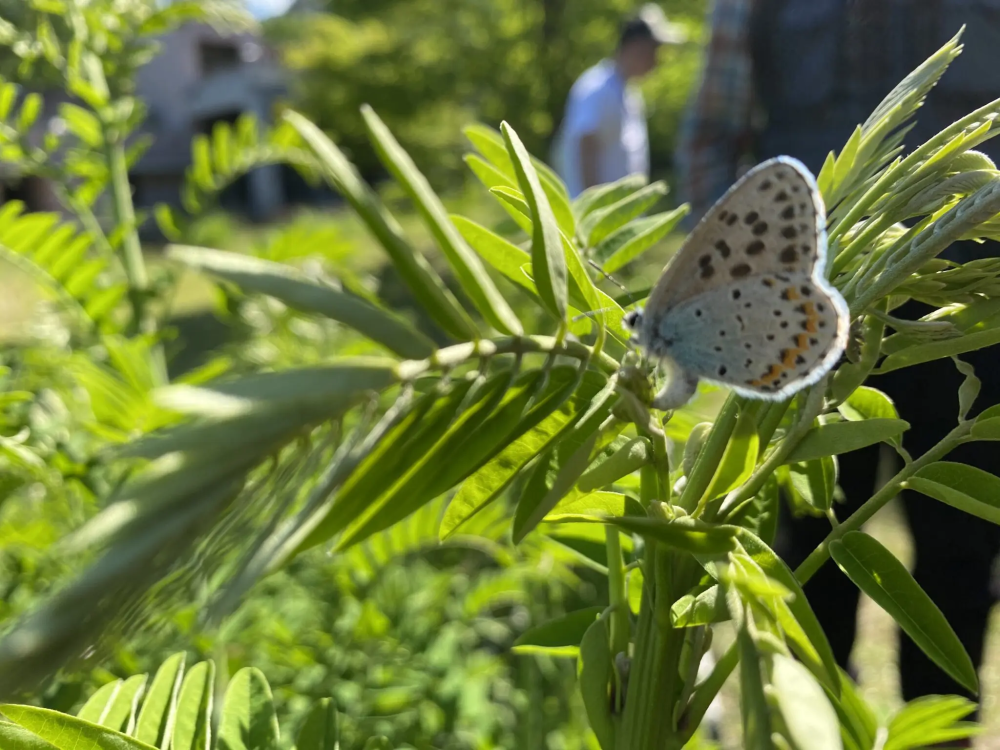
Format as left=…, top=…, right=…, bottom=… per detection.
left=655, top=271, right=847, bottom=400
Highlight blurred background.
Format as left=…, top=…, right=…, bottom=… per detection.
left=0, top=1, right=999, bottom=748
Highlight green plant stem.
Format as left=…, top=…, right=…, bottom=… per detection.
left=397, top=335, right=620, bottom=380
left=52, top=182, right=115, bottom=259
left=794, top=420, right=971, bottom=584
left=617, top=470, right=702, bottom=750
left=676, top=395, right=741, bottom=513
left=106, top=137, right=167, bottom=384
left=677, top=638, right=739, bottom=744
left=605, top=528, right=629, bottom=651
left=717, top=382, right=827, bottom=520
left=632, top=407, right=671, bottom=502
left=756, top=400, right=791, bottom=448
left=605, top=526, right=630, bottom=711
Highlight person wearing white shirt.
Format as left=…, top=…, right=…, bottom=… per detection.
left=553, top=4, right=686, bottom=198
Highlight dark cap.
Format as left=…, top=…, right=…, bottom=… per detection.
left=620, top=3, right=687, bottom=46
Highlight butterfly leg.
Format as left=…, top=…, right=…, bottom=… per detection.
left=651, top=359, right=700, bottom=411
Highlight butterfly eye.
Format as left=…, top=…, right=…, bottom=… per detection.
left=624, top=310, right=642, bottom=329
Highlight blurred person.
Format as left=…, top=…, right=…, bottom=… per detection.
left=676, top=0, right=1000, bottom=731
left=552, top=4, right=686, bottom=198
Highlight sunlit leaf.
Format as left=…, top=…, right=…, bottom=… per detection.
left=830, top=531, right=977, bottom=693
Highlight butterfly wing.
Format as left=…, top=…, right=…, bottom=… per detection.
left=639, top=157, right=849, bottom=408
left=654, top=271, right=848, bottom=400
left=643, top=157, right=828, bottom=318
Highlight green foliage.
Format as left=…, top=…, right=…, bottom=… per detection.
left=6, top=7, right=1000, bottom=750
left=263, top=0, right=708, bottom=185
left=0, top=658, right=326, bottom=750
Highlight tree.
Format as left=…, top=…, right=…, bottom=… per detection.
left=264, top=0, right=708, bottom=186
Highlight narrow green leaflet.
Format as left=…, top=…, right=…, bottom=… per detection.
left=451, top=215, right=537, bottom=294
left=572, top=173, right=647, bottom=222
left=440, top=369, right=605, bottom=538
left=166, top=245, right=434, bottom=359
left=596, top=207, right=688, bottom=274
left=544, top=492, right=643, bottom=523
left=577, top=618, right=616, bottom=750
left=671, top=584, right=729, bottom=627
left=830, top=531, right=977, bottom=693
left=878, top=327, right=1000, bottom=373
left=786, top=419, right=909, bottom=463
left=770, top=654, right=843, bottom=750
left=294, top=699, right=339, bottom=750
left=463, top=154, right=533, bottom=233
left=560, top=233, right=608, bottom=354
left=737, top=529, right=841, bottom=693
left=972, top=403, right=1000, bottom=440
left=298, top=381, right=473, bottom=552
left=884, top=696, right=980, bottom=750
left=501, top=122, right=567, bottom=321
left=830, top=670, right=878, bottom=750
left=513, top=430, right=600, bottom=543
left=363, top=106, right=522, bottom=335
left=337, top=371, right=518, bottom=549
left=463, top=123, right=575, bottom=236
left=218, top=668, right=279, bottom=750
left=700, top=404, right=759, bottom=507
left=609, top=516, right=737, bottom=555
left=0, top=705, right=158, bottom=750
left=512, top=376, right=621, bottom=542
left=0, top=721, right=60, bottom=750
left=906, top=462, right=1000, bottom=525
left=784, top=456, right=837, bottom=514
left=77, top=681, right=124, bottom=725
left=542, top=521, right=630, bottom=571
left=512, top=606, right=603, bottom=657
left=954, top=357, right=981, bottom=421
left=837, top=385, right=899, bottom=421
left=171, top=661, right=215, bottom=750
left=95, top=674, right=147, bottom=733
left=286, top=111, right=477, bottom=340
left=580, top=182, right=669, bottom=248
left=737, top=627, right=771, bottom=750
left=135, top=652, right=186, bottom=750
left=577, top=436, right=652, bottom=492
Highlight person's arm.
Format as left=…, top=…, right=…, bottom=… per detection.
left=579, top=131, right=601, bottom=191
left=675, top=0, right=755, bottom=222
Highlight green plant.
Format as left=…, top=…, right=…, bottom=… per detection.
left=263, top=0, right=708, bottom=186
left=5, top=17, right=1000, bottom=750
left=0, top=653, right=357, bottom=750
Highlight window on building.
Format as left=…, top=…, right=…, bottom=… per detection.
left=199, top=42, right=240, bottom=76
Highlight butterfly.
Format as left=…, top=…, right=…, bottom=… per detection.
left=623, top=157, right=850, bottom=411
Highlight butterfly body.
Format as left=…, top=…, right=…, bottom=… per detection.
left=624, top=157, right=849, bottom=410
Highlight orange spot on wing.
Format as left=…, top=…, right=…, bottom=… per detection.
left=752, top=328, right=819, bottom=389
left=801, top=301, right=819, bottom=333
left=751, top=363, right=785, bottom=387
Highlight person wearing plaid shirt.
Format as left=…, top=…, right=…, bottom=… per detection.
left=676, top=0, right=1000, bottom=730
left=675, top=0, right=756, bottom=224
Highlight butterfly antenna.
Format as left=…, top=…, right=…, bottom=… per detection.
left=587, top=258, right=638, bottom=309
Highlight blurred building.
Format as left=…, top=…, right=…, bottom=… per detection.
left=1, top=22, right=297, bottom=224
left=132, top=23, right=289, bottom=223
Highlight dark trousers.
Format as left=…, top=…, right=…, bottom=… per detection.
left=776, top=251, right=1000, bottom=704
